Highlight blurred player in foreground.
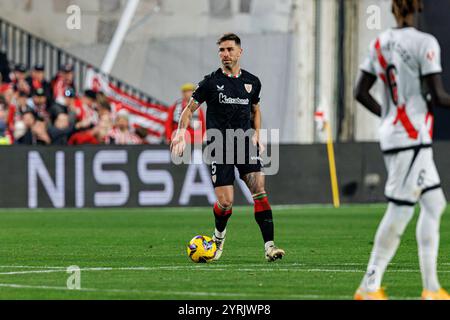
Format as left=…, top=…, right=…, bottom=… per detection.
left=171, top=33, right=285, bottom=262
left=354, top=0, right=450, bottom=300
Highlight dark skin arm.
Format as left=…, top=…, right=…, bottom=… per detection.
left=422, top=73, right=450, bottom=109
left=355, top=71, right=450, bottom=114
left=354, top=71, right=382, bottom=117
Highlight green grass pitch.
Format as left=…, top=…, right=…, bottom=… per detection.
left=0, top=205, right=448, bottom=300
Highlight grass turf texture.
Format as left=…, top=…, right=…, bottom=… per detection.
left=0, top=205, right=448, bottom=300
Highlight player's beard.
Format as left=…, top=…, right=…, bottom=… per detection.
left=222, top=62, right=232, bottom=72
left=222, top=59, right=235, bottom=72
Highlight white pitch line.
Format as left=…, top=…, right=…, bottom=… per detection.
left=0, top=282, right=421, bottom=300
left=4, top=262, right=449, bottom=269
left=0, top=270, right=64, bottom=275
left=0, top=264, right=308, bottom=269
left=0, top=265, right=449, bottom=276
left=0, top=282, right=351, bottom=299
left=0, top=265, right=67, bottom=269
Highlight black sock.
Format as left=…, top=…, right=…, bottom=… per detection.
left=254, top=210, right=274, bottom=243
left=253, top=193, right=274, bottom=243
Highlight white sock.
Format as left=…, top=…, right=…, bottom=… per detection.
left=265, top=241, right=274, bottom=252
left=417, top=189, right=446, bottom=292
left=360, top=203, right=414, bottom=292
left=214, top=228, right=226, bottom=239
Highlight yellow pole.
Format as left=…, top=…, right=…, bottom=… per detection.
left=325, top=121, right=340, bottom=208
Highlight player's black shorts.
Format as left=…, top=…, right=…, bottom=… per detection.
left=210, top=161, right=262, bottom=188
left=207, top=140, right=262, bottom=188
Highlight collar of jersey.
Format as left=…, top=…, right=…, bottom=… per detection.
left=221, top=68, right=242, bottom=79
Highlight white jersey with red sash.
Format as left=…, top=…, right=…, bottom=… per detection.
left=360, top=27, right=442, bottom=152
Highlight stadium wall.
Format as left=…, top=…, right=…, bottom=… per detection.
left=0, top=143, right=449, bottom=208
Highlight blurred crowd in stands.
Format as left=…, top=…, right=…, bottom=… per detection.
left=0, top=62, right=149, bottom=145
left=0, top=59, right=206, bottom=146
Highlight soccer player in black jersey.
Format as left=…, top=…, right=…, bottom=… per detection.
left=171, top=33, right=285, bottom=262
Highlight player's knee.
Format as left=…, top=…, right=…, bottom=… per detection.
left=421, top=189, right=446, bottom=219
left=434, top=197, right=447, bottom=219
left=385, top=203, right=414, bottom=235
left=218, top=199, right=233, bottom=209
left=216, top=192, right=233, bottom=209
left=434, top=191, right=446, bottom=215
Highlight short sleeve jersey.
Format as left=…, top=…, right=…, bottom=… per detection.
left=360, top=27, right=442, bottom=151
left=192, top=68, right=261, bottom=132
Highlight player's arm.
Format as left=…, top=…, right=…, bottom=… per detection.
left=251, top=103, right=261, bottom=133
left=170, top=98, right=200, bottom=155
left=422, top=73, right=450, bottom=109
left=354, top=71, right=382, bottom=117
left=177, top=98, right=200, bottom=135
left=251, top=103, right=265, bottom=153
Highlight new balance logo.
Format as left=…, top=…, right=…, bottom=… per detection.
left=216, top=85, right=224, bottom=91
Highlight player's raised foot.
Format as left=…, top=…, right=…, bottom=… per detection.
left=421, top=288, right=450, bottom=300
left=354, top=287, right=388, bottom=300
left=212, top=235, right=225, bottom=261
left=265, top=245, right=285, bottom=262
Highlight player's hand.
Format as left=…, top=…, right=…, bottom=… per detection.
left=252, top=132, right=265, bottom=155
left=170, top=134, right=186, bottom=157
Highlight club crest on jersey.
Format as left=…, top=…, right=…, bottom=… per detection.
left=216, top=85, right=224, bottom=91
left=244, top=84, right=252, bottom=93
left=426, top=50, right=436, bottom=62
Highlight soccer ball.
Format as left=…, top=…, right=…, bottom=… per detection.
left=187, top=235, right=217, bottom=263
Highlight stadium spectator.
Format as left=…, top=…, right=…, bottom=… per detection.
left=0, top=121, right=9, bottom=145
left=66, top=89, right=84, bottom=126
left=0, top=73, right=12, bottom=94
left=95, top=91, right=108, bottom=108
left=15, top=109, right=51, bottom=145
left=106, top=109, right=141, bottom=145
left=26, top=64, right=51, bottom=102
left=76, top=89, right=98, bottom=130
left=47, top=113, right=75, bottom=145
left=52, top=63, right=76, bottom=104
left=49, top=87, right=79, bottom=124
left=8, top=91, right=29, bottom=137
left=31, top=116, right=51, bottom=145
left=28, top=88, right=50, bottom=124
left=0, top=52, right=11, bottom=83
left=2, top=85, right=14, bottom=112
left=0, top=56, right=168, bottom=145
left=165, top=82, right=205, bottom=144
left=14, top=110, right=36, bottom=145
left=135, top=126, right=149, bottom=144
left=96, top=94, right=112, bottom=119
left=1, top=89, right=18, bottom=136
left=68, top=114, right=112, bottom=145
left=94, top=114, right=113, bottom=143
left=0, top=97, right=12, bottom=145
left=11, top=64, right=31, bottom=96
left=68, top=128, right=98, bottom=145
left=14, top=91, right=30, bottom=115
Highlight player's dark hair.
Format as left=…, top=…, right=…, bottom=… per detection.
left=392, top=0, right=423, bottom=17
left=216, top=33, right=241, bottom=46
